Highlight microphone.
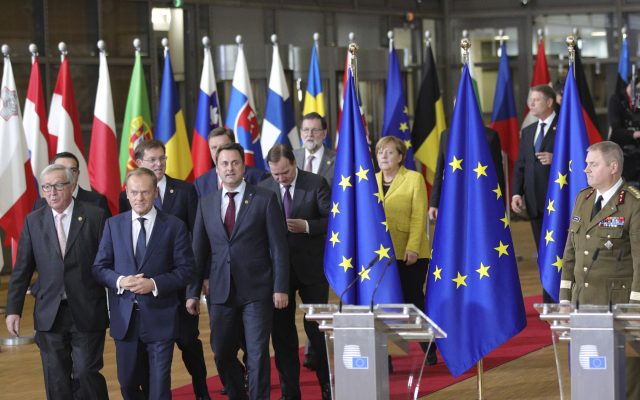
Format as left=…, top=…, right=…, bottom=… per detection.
left=369, top=255, right=395, bottom=312
left=338, top=254, right=379, bottom=312
left=576, top=248, right=600, bottom=310
left=608, top=249, right=625, bottom=312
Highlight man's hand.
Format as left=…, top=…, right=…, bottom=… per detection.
left=6, top=314, right=20, bottom=336
left=126, top=275, right=155, bottom=295
left=273, top=292, right=289, bottom=309
left=286, top=219, right=307, bottom=234
left=428, top=207, right=438, bottom=221
left=186, top=299, right=200, bottom=315
left=120, top=273, right=145, bottom=289
left=404, top=250, right=418, bottom=266
left=511, top=195, right=524, bottom=214
left=535, top=151, right=553, bottom=166
left=202, top=279, right=209, bottom=296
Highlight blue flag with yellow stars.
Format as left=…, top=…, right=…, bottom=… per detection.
left=426, top=64, right=526, bottom=377
left=324, top=67, right=403, bottom=305
left=538, top=64, right=590, bottom=302
left=382, top=40, right=416, bottom=170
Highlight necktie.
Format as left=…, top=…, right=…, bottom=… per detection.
left=55, top=213, right=67, bottom=258
left=136, top=217, right=147, bottom=266
left=534, top=122, right=546, bottom=153
left=224, top=192, right=238, bottom=237
left=283, top=185, right=292, bottom=219
left=591, top=195, right=603, bottom=221
left=305, top=155, right=315, bottom=172
left=154, top=193, right=163, bottom=210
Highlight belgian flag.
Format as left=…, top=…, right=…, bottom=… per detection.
left=411, top=40, right=446, bottom=186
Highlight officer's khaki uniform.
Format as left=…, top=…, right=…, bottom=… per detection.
left=560, top=182, right=640, bottom=400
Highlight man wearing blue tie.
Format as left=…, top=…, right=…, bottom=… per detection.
left=93, top=167, right=194, bottom=400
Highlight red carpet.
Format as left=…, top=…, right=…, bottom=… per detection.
left=172, top=295, right=549, bottom=399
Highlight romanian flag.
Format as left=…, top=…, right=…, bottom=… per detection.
left=490, top=42, right=519, bottom=191
left=575, top=47, right=603, bottom=144
left=411, top=40, right=446, bottom=186
left=118, top=49, right=152, bottom=185
left=156, top=46, right=193, bottom=181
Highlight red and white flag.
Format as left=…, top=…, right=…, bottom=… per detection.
left=48, top=52, right=90, bottom=189
left=88, top=46, right=120, bottom=215
left=0, top=49, right=38, bottom=268
left=23, top=51, right=51, bottom=183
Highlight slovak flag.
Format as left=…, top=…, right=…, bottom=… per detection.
left=224, top=37, right=263, bottom=169
left=48, top=49, right=90, bottom=189
left=23, top=49, right=50, bottom=183
left=192, top=38, right=221, bottom=179
left=0, top=48, right=38, bottom=264
left=260, top=36, right=299, bottom=161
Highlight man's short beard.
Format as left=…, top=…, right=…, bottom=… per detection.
left=304, top=140, right=321, bottom=153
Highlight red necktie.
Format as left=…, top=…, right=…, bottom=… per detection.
left=224, top=192, right=238, bottom=237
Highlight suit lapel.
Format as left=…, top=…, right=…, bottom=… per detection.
left=318, top=151, right=334, bottom=178
left=231, top=186, right=256, bottom=239
left=43, top=208, right=63, bottom=260
left=65, top=202, right=86, bottom=253
left=162, top=176, right=176, bottom=212
left=291, top=173, right=307, bottom=217
left=140, top=212, right=164, bottom=268
left=384, top=168, right=407, bottom=199
left=295, top=150, right=304, bottom=170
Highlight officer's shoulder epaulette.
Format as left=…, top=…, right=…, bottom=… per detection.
left=626, top=185, right=640, bottom=200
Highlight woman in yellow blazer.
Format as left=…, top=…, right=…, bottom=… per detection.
left=375, top=136, right=436, bottom=364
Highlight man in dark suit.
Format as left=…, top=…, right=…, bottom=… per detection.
left=118, top=139, right=209, bottom=399
left=188, top=142, right=289, bottom=400
left=33, top=152, right=111, bottom=217
left=259, top=144, right=332, bottom=400
left=194, top=127, right=267, bottom=198
left=512, top=84, right=558, bottom=303
left=294, top=112, right=336, bottom=188
left=93, top=167, right=194, bottom=400
left=6, top=164, right=109, bottom=400
left=428, top=127, right=505, bottom=220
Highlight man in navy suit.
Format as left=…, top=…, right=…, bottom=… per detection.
left=33, top=152, right=112, bottom=217
left=6, top=164, right=109, bottom=400
left=512, top=84, right=558, bottom=303
left=93, top=167, right=194, bottom=400
left=194, top=127, right=267, bottom=198
left=259, top=144, right=332, bottom=400
left=189, top=142, right=289, bottom=400
left=118, top=140, right=209, bottom=399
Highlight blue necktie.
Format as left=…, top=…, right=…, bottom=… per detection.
left=154, top=193, right=162, bottom=210
left=534, top=122, right=546, bottom=153
left=135, top=217, right=147, bottom=266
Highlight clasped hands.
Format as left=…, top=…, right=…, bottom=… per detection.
left=120, top=273, right=155, bottom=295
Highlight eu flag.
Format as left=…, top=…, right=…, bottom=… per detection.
left=382, top=40, right=416, bottom=170
left=426, top=64, right=526, bottom=377
left=616, top=36, right=630, bottom=94
left=538, top=64, right=590, bottom=301
left=324, top=67, right=402, bottom=305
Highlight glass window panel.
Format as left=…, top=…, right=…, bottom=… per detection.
left=533, top=14, right=611, bottom=59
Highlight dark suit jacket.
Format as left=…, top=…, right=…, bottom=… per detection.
left=294, top=147, right=336, bottom=188
left=259, top=170, right=331, bottom=285
left=430, top=127, right=505, bottom=208
left=194, top=166, right=268, bottom=198
left=92, top=210, right=194, bottom=341
left=119, top=175, right=197, bottom=231
left=512, top=116, right=558, bottom=219
left=6, top=201, right=108, bottom=332
left=34, top=186, right=112, bottom=218
left=190, top=183, right=289, bottom=303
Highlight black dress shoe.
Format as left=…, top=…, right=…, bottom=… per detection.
left=321, top=383, right=332, bottom=400
left=303, top=352, right=317, bottom=371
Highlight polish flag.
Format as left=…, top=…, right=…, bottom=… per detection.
left=48, top=49, right=90, bottom=189
left=88, top=44, right=120, bottom=215
left=23, top=49, right=50, bottom=183
left=0, top=48, right=38, bottom=266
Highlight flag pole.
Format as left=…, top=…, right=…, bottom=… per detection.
left=497, top=28, right=512, bottom=222
left=424, top=29, right=432, bottom=240
left=567, top=35, right=576, bottom=78
left=58, top=41, right=67, bottom=63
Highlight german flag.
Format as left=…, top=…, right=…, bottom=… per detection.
left=574, top=47, right=603, bottom=144
left=411, top=41, right=446, bottom=185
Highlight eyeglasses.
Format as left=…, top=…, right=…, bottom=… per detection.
left=41, top=182, right=71, bottom=192
left=301, top=128, right=325, bottom=135
left=141, top=156, right=168, bottom=164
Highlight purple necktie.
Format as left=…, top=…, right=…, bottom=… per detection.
left=305, top=155, right=315, bottom=172
left=283, top=185, right=292, bottom=219
left=224, top=192, right=237, bottom=237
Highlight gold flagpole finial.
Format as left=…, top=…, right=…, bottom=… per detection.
left=460, top=37, right=471, bottom=65
left=566, top=35, right=576, bottom=64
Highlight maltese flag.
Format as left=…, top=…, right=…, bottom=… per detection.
left=260, top=36, right=299, bottom=160
left=48, top=53, right=90, bottom=189
left=224, top=38, right=263, bottom=169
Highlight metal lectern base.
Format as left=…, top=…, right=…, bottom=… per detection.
left=1, top=335, right=35, bottom=346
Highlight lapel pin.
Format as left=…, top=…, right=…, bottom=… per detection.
left=326, top=160, right=331, bottom=165
left=78, top=216, right=83, bottom=221
left=170, top=189, right=174, bottom=193
left=244, top=200, right=249, bottom=204
left=604, top=240, right=613, bottom=250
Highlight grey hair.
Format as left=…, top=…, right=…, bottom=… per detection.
left=40, top=164, right=74, bottom=183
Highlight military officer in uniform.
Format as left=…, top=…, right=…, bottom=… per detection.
left=559, top=141, right=640, bottom=400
